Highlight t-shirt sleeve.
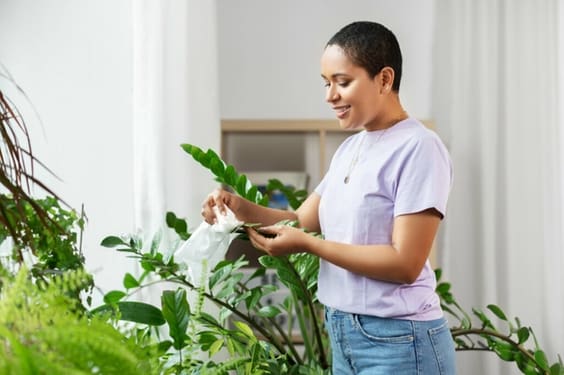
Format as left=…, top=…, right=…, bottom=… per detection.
left=314, top=173, right=328, bottom=196
left=393, top=134, right=453, bottom=219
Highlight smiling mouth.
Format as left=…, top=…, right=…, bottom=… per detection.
left=333, top=105, right=351, bottom=118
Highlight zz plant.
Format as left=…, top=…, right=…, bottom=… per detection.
left=98, top=144, right=562, bottom=375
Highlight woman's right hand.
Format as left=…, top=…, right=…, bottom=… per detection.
left=201, top=188, right=241, bottom=224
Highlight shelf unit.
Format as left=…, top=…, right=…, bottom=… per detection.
left=221, top=119, right=357, bottom=181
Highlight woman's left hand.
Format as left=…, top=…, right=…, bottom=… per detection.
left=246, top=225, right=310, bottom=256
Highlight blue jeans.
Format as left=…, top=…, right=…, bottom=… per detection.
left=324, top=307, right=456, bottom=374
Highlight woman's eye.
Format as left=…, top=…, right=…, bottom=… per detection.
left=337, top=81, right=350, bottom=87
left=323, top=82, right=330, bottom=88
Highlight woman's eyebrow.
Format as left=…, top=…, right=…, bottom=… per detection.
left=321, top=73, right=350, bottom=79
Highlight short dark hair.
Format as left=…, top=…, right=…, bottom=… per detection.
left=326, top=21, right=403, bottom=92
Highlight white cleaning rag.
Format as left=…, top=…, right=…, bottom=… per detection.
left=173, top=206, right=243, bottom=287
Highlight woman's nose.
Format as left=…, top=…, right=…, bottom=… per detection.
left=325, top=85, right=339, bottom=102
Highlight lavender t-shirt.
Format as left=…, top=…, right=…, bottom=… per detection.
left=315, top=118, right=452, bottom=320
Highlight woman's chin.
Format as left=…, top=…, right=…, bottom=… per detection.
left=338, top=119, right=362, bottom=131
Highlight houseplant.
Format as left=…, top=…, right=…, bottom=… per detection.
left=2, top=74, right=562, bottom=373
left=0, top=86, right=159, bottom=373
left=98, top=144, right=563, bottom=375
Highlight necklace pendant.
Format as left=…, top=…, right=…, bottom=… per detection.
left=344, top=176, right=350, bottom=184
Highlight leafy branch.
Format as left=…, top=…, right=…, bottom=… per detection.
left=181, top=144, right=327, bottom=366
left=0, top=88, right=69, bottom=253
left=435, top=269, right=564, bottom=375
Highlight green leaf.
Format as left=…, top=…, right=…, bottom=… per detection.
left=460, top=316, right=471, bottom=330
left=91, top=301, right=166, bottom=326
left=180, top=143, right=196, bottom=155
left=166, top=211, right=177, bottom=228
left=493, top=342, right=517, bottom=362
left=209, top=339, right=224, bottom=356
left=198, top=311, right=220, bottom=327
left=247, top=185, right=260, bottom=203
left=205, top=148, right=222, bottom=162
left=0, top=327, right=39, bottom=374
left=118, top=301, right=166, bottom=326
left=550, top=363, right=564, bottom=375
left=534, top=350, right=549, bottom=370
left=224, top=165, right=237, bottom=186
left=100, top=236, right=127, bottom=248
left=166, top=211, right=189, bottom=239
left=103, top=290, right=126, bottom=304
left=181, top=144, right=204, bottom=163
left=487, top=304, right=508, bottom=321
left=233, top=321, right=255, bottom=339
left=515, top=352, right=538, bottom=374
left=174, top=219, right=187, bottom=235
left=150, top=230, right=162, bottom=254
left=517, top=327, right=530, bottom=344
left=246, top=288, right=263, bottom=311
left=236, top=174, right=248, bottom=195
left=257, top=305, right=282, bottom=318
left=258, top=255, right=276, bottom=268
left=435, top=282, right=451, bottom=295
left=123, top=273, right=139, bottom=289
left=210, top=157, right=225, bottom=177
left=472, top=308, right=494, bottom=329
left=161, top=288, right=191, bottom=350
left=434, top=268, right=442, bottom=281
left=157, top=340, right=173, bottom=354
left=199, top=331, right=219, bottom=349
left=218, top=306, right=233, bottom=323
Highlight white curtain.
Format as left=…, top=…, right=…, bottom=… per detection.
left=132, top=0, right=221, bottom=296
left=433, top=1, right=563, bottom=374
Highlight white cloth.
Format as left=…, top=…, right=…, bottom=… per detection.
left=173, top=207, right=242, bottom=287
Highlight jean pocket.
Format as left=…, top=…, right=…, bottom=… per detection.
left=428, top=320, right=456, bottom=374
left=353, top=314, right=414, bottom=344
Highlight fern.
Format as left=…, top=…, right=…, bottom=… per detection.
left=0, top=268, right=157, bottom=374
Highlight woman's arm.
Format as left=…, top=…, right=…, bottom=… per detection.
left=248, top=208, right=440, bottom=284
left=201, top=188, right=296, bottom=225
left=202, top=189, right=321, bottom=231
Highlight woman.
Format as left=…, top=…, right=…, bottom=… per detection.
left=202, top=21, right=456, bottom=374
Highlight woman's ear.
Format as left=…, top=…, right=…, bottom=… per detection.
left=378, top=67, right=395, bottom=93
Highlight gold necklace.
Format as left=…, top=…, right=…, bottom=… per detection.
left=344, top=128, right=387, bottom=184
left=343, top=112, right=408, bottom=184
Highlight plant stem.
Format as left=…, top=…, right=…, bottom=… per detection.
left=235, top=281, right=302, bottom=362
left=451, top=328, right=542, bottom=368
left=282, top=257, right=328, bottom=369
left=167, top=276, right=300, bottom=365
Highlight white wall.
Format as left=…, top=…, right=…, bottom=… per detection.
left=217, top=0, right=436, bottom=188
left=0, top=1, right=221, bottom=307
left=0, top=0, right=135, bottom=303
left=218, top=0, right=435, bottom=120
left=560, top=0, right=564, bottom=247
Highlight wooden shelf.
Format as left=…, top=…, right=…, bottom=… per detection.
left=221, top=119, right=358, bottom=179
left=221, top=119, right=356, bottom=132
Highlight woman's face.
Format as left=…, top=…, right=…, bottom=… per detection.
left=321, top=45, right=385, bottom=130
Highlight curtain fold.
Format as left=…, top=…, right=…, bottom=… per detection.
left=131, top=0, right=221, bottom=293
left=433, top=1, right=563, bottom=374
left=132, top=0, right=166, bottom=242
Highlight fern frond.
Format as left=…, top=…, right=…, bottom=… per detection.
left=0, top=267, right=157, bottom=374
